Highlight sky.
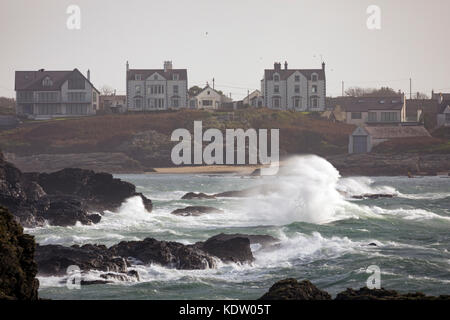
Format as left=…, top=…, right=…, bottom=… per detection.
left=0, top=0, right=449, bottom=99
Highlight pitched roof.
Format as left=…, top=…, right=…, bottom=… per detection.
left=264, top=68, right=325, bottom=81
left=127, top=68, right=187, bottom=81
left=15, top=69, right=99, bottom=92
left=342, top=96, right=404, bottom=112
left=364, top=126, right=430, bottom=139
left=439, top=100, right=450, bottom=113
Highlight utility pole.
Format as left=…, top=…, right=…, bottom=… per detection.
left=212, top=78, right=215, bottom=90
left=342, top=81, right=344, bottom=97
left=409, top=78, right=412, bottom=99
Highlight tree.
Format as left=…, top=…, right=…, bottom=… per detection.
left=188, top=86, right=202, bottom=97
left=345, top=86, right=399, bottom=97
left=415, top=92, right=429, bottom=99
left=100, top=85, right=115, bottom=96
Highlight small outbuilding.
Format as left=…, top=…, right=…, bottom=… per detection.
left=349, top=125, right=431, bottom=154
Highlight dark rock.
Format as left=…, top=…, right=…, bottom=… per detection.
left=368, top=243, right=378, bottom=247
left=335, top=287, right=450, bottom=300
left=0, top=206, right=39, bottom=300
left=214, top=184, right=280, bottom=198
left=171, top=206, right=224, bottom=216
left=259, top=278, right=331, bottom=300
left=80, top=279, right=112, bottom=286
left=196, top=233, right=255, bottom=264
left=181, top=192, right=216, bottom=200
left=352, top=194, right=395, bottom=200
left=137, top=193, right=153, bottom=212
left=109, top=238, right=216, bottom=270
left=35, top=244, right=128, bottom=276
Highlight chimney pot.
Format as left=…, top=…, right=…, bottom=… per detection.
left=87, top=69, right=90, bottom=81
left=284, top=61, right=288, bottom=70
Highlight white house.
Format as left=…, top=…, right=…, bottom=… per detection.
left=190, top=84, right=232, bottom=110
left=243, top=90, right=263, bottom=107
left=15, top=68, right=99, bottom=119
left=261, top=61, right=326, bottom=111
left=126, top=61, right=188, bottom=111
left=349, top=125, right=431, bottom=154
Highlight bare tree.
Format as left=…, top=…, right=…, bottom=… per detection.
left=345, top=86, right=399, bottom=97
left=100, top=85, right=115, bottom=96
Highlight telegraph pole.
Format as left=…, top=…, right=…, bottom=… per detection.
left=342, top=81, right=344, bottom=97
left=409, top=78, right=412, bottom=99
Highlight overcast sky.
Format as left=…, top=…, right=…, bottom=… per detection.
left=1, top=0, right=449, bottom=99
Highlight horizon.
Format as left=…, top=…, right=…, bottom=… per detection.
left=1, top=0, right=450, bottom=99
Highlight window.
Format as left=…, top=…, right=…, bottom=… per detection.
left=311, top=74, right=318, bottom=82
left=172, top=98, right=179, bottom=108
left=312, top=85, right=318, bottom=93
left=273, top=97, right=280, bottom=108
left=66, top=104, right=87, bottom=115
left=37, top=104, right=60, bottom=115
left=135, top=85, right=141, bottom=94
left=368, top=112, right=377, bottom=122
left=154, top=75, right=158, bottom=80
left=135, top=74, right=142, bottom=81
left=381, top=112, right=398, bottom=122
left=42, top=76, right=52, bottom=87
left=173, top=85, right=178, bottom=94
left=38, top=92, right=58, bottom=102
left=274, top=85, right=279, bottom=94
left=68, top=92, right=85, bottom=102
left=173, top=74, right=179, bottom=81
left=311, top=97, right=319, bottom=108
left=202, top=100, right=213, bottom=106
left=273, top=74, right=279, bottom=82
left=351, top=112, right=362, bottom=119
left=68, top=78, right=85, bottom=90
left=134, top=98, right=142, bottom=109
left=295, top=75, right=300, bottom=82
left=294, top=85, right=300, bottom=93
left=18, top=91, right=33, bottom=102
left=93, top=91, right=97, bottom=102
left=294, top=97, right=301, bottom=108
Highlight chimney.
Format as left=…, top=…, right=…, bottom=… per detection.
left=164, top=61, right=173, bottom=72
left=274, top=62, right=281, bottom=71
left=284, top=61, right=288, bottom=70
left=322, top=62, right=325, bottom=71
left=87, top=69, right=90, bottom=81
left=126, top=61, right=129, bottom=72
left=439, top=93, right=444, bottom=104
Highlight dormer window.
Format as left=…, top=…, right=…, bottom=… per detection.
left=135, top=74, right=142, bottom=81
left=154, top=74, right=158, bottom=80
left=295, top=75, right=300, bottom=82
left=42, top=76, right=52, bottom=87
left=273, top=74, right=280, bottom=82
left=173, top=74, right=179, bottom=81
left=312, top=85, right=318, bottom=93
left=311, top=74, right=318, bottom=82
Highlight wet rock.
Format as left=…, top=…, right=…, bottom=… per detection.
left=171, top=206, right=224, bottom=216
left=352, top=194, right=395, bottom=200
left=109, top=238, right=217, bottom=270
left=214, top=184, right=280, bottom=198
left=335, top=287, right=450, bottom=300
left=368, top=243, right=378, bottom=247
left=181, top=192, right=216, bottom=200
left=0, top=206, right=39, bottom=300
left=196, top=233, right=255, bottom=264
left=35, top=244, right=128, bottom=276
left=259, top=278, right=332, bottom=300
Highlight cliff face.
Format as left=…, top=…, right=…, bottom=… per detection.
left=0, top=206, right=39, bottom=300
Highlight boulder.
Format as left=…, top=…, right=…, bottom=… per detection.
left=214, top=184, right=280, bottom=198
left=335, top=287, right=450, bottom=300
left=181, top=192, right=216, bottom=200
left=171, top=206, right=224, bottom=216
left=109, top=238, right=216, bottom=270
left=259, top=278, right=332, bottom=300
left=0, top=207, right=39, bottom=300
left=196, top=233, right=255, bottom=264
left=35, top=244, right=128, bottom=276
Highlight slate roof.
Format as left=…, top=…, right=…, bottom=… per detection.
left=364, top=125, right=430, bottom=139
left=127, top=69, right=187, bottom=81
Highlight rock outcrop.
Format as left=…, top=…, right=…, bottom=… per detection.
left=259, top=279, right=450, bottom=300
left=0, top=153, right=152, bottom=227
left=0, top=207, right=39, bottom=300
left=259, top=278, right=332, bottom=300
left=195, top=233, right=255, bottom=264
left=181, top=192, right=216, bottom=200
left=171, top=206, right=224, bottom=216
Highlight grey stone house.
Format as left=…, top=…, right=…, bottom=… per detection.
left=261, top=61, right=326, bottom=111
left=126, top=61, right=188, bottom=111
left=15, top=68, right=99, bottom=119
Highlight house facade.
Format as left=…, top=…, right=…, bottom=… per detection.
left=190, top=84, right=232, bottom=110
left=15, top=68, right=99, bottom=119
left=261, top=61, right=326, bottom=111
left=243, top=90, right=263, bottom=107
left=343, top=95, right=406, bottom=126
left=126, top=61, right=188, bottom=111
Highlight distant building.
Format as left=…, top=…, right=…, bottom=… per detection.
left=190, top=84, right=232, bottom=110
left=243, top=90, right=263, bottom=107
left=261, top=61, right=326, bottom=111
left=99, top=94, right=126, bottom=113
left=126, top=61, right=188, bottom=111
left=349, top=125, right=431, bottom=154
left=15, top=68, right=99, bottom=119
left=341, top=95, right=406, bottom=126
left=437, top=99, right=450, bottom=128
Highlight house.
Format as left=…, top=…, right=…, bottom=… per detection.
left=349, top=125, right=431, bottom=154
left=405, top=98, right=440, bottom=128
left=342, top=95, right=406, bottom=126
left=15, top=68, right=99, bottom=119
left=99, top=94, right=126, bottom=113
left=243, top=90, right=263, bottom=107
left=437, top=99, right=450, bottom=128
left=190, top=84, right=232, bottom=110
left=261, top=61, right=326, bottom=111
left=126, top=61, right=188, bottom=111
